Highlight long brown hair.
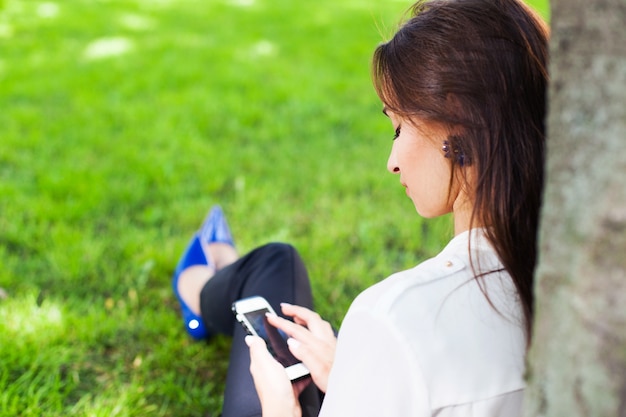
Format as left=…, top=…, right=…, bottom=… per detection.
left=372, top=0, right=549, bottom=340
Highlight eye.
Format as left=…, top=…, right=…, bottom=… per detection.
left=393, top=126, right=401, bottom=140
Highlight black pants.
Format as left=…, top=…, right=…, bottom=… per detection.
left=200, top=242, right=323, bottom=417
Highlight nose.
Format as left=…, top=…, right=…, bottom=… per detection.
left=387, top=143, right=400, bottom=174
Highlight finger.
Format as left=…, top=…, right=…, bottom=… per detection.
left=266, top=313, right=317, bottom=342
left=277, top=303, right=311, bottom=326
left=287, top=336, right=325, bottom=364
left=280, top=303, right=334, bottom=335
left=245, top=334, right=265, bottom=350
left=246, top=335, right=290, bottom=384
left=286, top=337, right=333, bottom=393
left=245, top=335, right=275, bottom=364
left=280, top=303, right=317, bottom=322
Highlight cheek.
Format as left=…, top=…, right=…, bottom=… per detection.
left=406, top=153, right=454, bottom=216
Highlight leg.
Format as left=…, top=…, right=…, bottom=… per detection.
left=200, top=243, right=321, bottom=417
left=175, top=241, right=237, bottom=318
left=200, top=242, right=314, bottom=334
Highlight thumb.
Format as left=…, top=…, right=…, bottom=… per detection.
left=245, top=335, right=286, bottom=384
left=245, top=335, right=273, bottom=361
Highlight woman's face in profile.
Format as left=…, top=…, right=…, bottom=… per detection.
left=384, top=110, right=458, bottom=218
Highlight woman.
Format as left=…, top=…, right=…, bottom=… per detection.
left=173, top=0, right=549, bottom=415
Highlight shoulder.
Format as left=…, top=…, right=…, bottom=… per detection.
left=347, top=229, right=501, bottom=319
left=337, top=229, right=527, bottom=409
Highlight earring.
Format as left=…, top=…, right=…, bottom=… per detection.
left=442, top=139, right=468, bottom=166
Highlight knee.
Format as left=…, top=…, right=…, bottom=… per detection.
left=256, top=242, right=297, bottom=261
left=251, top=243, right=304, bottom=278
left=247, top=242, right=310, bottom=307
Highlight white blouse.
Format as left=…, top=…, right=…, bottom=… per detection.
left=319, top=230, right=526, bottom=416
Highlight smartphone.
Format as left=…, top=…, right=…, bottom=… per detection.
left=232, top=296, right=310, bottom=381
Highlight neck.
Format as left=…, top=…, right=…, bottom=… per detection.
left=452, top=191, right=475, bottom=236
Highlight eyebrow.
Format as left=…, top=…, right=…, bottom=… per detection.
left=382, top=107, right=389, bottom=117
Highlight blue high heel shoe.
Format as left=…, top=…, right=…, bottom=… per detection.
left=173, top=205, right=235, bottom=340
left=199, top=205, right=235, bottom=248
left=172, top=235, right=211, bottom=340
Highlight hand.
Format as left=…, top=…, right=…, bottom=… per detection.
left=266, top=303, right=337, bottom=392
left=245, top=335, right=305, bottom=417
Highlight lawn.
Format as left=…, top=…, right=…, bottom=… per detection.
left=0, top=0, right=548, bottom=415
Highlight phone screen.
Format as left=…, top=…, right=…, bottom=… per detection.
left=243, top=308, right=300, bottom=367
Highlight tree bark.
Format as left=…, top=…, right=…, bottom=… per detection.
left=523, top=0, right=626, bottom=416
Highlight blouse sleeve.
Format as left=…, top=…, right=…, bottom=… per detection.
left=318, top=308, right=431, bottom=417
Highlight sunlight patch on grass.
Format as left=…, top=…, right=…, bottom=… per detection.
left=0, top=23, right=13, bottom=38
left=83, top=37, right=134, bottom=60
left=248, top=40, right=276, bottom=58
left=119, top=13, right=155, bottom=31
left=228, top=0, right=255, bottom=7
left=134, top=0, right=175, bottom=9
left=36, top=2, right=60, bottom=18
left=66, top=388, right=160, bottom=416
left=1, top=294, right=64, bottom=337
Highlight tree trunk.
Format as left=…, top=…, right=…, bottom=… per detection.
left=523, top=0, right=626, bottom=416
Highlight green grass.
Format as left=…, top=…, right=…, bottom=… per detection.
left=0, top=0, right=548, bottom=415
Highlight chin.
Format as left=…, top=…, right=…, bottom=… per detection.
left=413, top=205, right=431, bottom=218
left=413, top=204, right=443, bottom=219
